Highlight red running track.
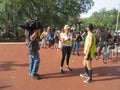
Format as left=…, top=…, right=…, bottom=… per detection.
left=0, top=43, right=120, bottom=90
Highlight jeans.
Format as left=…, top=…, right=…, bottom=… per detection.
left=29, top=52, right=40, bottom=76
left=41, top=38, right=46, bottom=47
left=48, top=39, right=53, bottom=48
left=71, top=42, right=79, bottom=55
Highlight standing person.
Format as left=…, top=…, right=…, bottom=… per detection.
left=25, top=20, right=42, bottom=80
left=80, top=23, right=96, bottom=83
left=54, top=30, right=60, bottom=51
left=59, top=29, right=65, bottom=49
left=71, top=31, right=81, bottom=56
left=46, top=27, right=53, bottom=49
left=40, top=28, right=47, bottom=48
left=96, top=29, right=112, bottom=63
left=97, top=29, right=112, bottom=56
left=60, top=25, right=73, bottom=74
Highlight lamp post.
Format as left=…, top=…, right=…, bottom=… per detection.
left=116, top=1, right=120, bottom=31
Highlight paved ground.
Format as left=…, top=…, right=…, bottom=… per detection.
left=0, top=43, right=120, bottom=90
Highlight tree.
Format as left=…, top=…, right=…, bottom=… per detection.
left=83, top=8, right=120, bottom=30
left=0, top=0, right=94, bottom=40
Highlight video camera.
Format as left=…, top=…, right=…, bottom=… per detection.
left=19, top=19, right=43, bottom=31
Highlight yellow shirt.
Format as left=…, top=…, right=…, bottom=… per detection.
left=61, top=34, right=72, bottom=46
left=84, top=33, right=96, bottom=58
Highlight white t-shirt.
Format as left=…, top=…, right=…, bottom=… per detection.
left=61, top=33, right=72, bottom=46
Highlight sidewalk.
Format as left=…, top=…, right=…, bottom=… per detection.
left=0, top=42, right=25, bottom=44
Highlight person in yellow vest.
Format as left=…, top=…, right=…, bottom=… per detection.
left=80, top=23, right=96, bottom=83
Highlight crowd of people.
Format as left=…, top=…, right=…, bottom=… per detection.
left=40, top=26, right=120, bottom=58
left=40, top=26, right=84, bottom=53
left=25, top=22, right=120, bottom=83
left=94, top=29, right=120, bottom=63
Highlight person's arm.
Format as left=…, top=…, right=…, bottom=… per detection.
left=85, top=34, right=93, bottom=59
left=81, top=32, right=86, bottom=40
left=30, top=29, right=40, bottom=41
left=61, top=37, right=70, bottom=43
left=74, top=34, right=78, bottom=41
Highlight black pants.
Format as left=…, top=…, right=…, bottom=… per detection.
left=61, top=46, right=72, bottom=67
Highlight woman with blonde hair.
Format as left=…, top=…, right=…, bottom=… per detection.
left=60, top=25, right=73, bottom=74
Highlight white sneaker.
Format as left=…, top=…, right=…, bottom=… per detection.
left=83, top=77, right=92, bottom=83
left=80, top=73, right=88, bottom=78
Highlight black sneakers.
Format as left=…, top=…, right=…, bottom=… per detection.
left=30, top=74, right=42, bottom=80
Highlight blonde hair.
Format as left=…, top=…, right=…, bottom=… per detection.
left=47, top=26, right=51, bottom=33
left=64, top=25, right=70, bottom=30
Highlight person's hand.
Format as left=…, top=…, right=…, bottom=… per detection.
left=30, top=32, right=37, bottom=41
left=30, top=29, right=40, bottom=41
left=84, top=55, right=88, bottom=60
left=34, top=29, right=40, bottom=37
left=68, top=37, right=70, bottom=41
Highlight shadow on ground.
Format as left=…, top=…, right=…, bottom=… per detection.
left=40, top=65, right=120, bottom=82
left=0, top=85, right=12, bottom=90
left=0, top=61, right=28, bottom=71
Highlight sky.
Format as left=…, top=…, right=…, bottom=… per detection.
left=81, top=0, right=120, bottom=18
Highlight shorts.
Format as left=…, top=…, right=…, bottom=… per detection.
left=85, top=53, right=92, bottom=61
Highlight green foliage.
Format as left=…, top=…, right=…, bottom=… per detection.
left=0, top=0, right=94, bottom=40
left=83, top=8, right=120, bottom=30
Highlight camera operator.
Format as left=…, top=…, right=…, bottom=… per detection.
left=20, top=19, right=42, bottom=80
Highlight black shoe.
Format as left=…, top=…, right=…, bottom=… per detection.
left=60, top=69, right=64, bottom=74
left=31, top=74, right=42, bottom=80
left=66, top=67, right=72, bottom=71
left=84, top=77, right=92, bottom=83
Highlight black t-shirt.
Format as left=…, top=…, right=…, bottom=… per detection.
left=25, top=30, right=40, bottom=54
left=76, top=34, right=82, bottom=41
left=100, top=31, right=112, bottom=42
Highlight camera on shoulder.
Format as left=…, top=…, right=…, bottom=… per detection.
left=19, top=19, right=43, bottom=31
